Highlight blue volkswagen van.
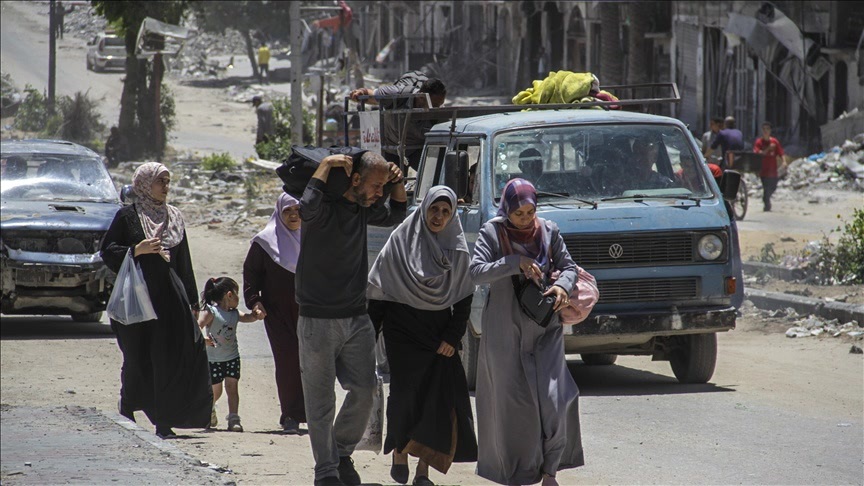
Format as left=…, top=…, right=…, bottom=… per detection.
left=365, top=101, right=743, bottom=387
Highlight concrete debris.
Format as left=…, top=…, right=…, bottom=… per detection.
left=109, top=157, right=277, bottom=238
left=850, top=345, right=863, bottom=354
left=211, top=171, right=245, bottom=183
left=768, top=307, right=799, bottom=319
left=198, top=461, right=234, bottom=474
left=65, top=5, right=257, bottom=79
left=781, top=139, right=864, bottom=193
left=785, top=316, right=862, bottom=339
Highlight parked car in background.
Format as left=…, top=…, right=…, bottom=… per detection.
left=1, top=140, right=122, bottom=322
left=86, top=32, right=126, bottom=72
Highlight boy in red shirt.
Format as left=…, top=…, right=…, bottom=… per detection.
left=753, top=121, right=785, bottom=211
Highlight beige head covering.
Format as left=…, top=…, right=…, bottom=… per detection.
left=132, top=162, right=185, bottom=261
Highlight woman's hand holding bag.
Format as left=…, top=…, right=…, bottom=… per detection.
left=550, top=266, right=600, bottom=326
left=106, top=249, right=158, bottom=325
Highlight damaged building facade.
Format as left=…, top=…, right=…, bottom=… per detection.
left=345, top=1, right=862, bottom=152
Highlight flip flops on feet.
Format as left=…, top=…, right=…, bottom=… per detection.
left=209, top=408, right=218, bottom=429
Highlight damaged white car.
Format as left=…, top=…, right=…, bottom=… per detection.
left=1, top=140, right=121, bottom=322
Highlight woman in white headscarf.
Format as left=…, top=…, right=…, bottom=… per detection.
left=100, top=162, right=213, bottom=439
left=367, top=185, right=478, bottom=486
left=242, top=193, right=306, bottom=434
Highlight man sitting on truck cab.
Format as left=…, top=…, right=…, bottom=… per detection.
left=349, top=78, right=447, bottom=171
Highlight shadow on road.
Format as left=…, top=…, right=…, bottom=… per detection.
left=568, top=361, right=735, bottom=397
left=0, top=316, right=114, bottom=340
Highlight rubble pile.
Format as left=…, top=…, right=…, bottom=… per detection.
left=109, top=158, right=281, bottom=237
left=784, top=314, right=863, bottom=340
left=170, top=25, right=250, bottom=79
left=739, top=301, right=863, bottom=341
left=64, top=4, right=109, bottom=41
left=65, top=7, right=250, bottom=79
left=780, top=134, right=864, bottom=193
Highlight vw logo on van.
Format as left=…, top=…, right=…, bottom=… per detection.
left=608, top=243, right=624, bottom=259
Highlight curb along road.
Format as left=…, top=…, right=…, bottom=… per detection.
left=744, top=288, right=864, bottom=324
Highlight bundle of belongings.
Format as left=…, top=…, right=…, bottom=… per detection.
left=276, top=145, right=395, bottom=200
left=513, top=71, right=619, bottom=109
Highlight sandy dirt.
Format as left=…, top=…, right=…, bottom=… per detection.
left=2, top=223, right=862, bottom=485
left=2, top=2, right=862, bottom=483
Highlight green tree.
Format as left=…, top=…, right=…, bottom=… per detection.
left=91, top=0, right=187, bottom=160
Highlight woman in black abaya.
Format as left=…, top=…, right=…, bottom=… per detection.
left=367, top=186, right=477, bottom=486
left=101, top=162, right=212, bottom=438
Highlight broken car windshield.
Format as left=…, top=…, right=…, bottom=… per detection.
left=1, top=154, right=119, bottom=202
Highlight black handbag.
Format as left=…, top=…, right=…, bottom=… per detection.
left=511, top=275, right=557, bottom=328
left=495, top=222, right=557, bottom=327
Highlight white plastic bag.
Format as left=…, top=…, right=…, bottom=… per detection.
left=355, top=370, right=384, bottom=453
left=106, top=249, right=157, bottom=325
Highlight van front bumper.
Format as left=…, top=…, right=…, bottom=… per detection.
left=566, top=306, right=736, bottom=337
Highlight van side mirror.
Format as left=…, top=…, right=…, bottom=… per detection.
left=120, top=184, right=137, bottom=204
left=719, top=170, right=741, bottom=201
left=443, top=150, right=469, bottom=199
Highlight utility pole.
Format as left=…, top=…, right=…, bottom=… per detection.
left=48, top=0, right=57, bottom=115
left=290, top=1, right=303, bottom=144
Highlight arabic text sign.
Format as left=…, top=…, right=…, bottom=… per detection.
left=358, top=111, right=381, bottom=154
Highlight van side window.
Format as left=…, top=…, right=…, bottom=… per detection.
left=415, top=144, right=447, bottom=203
left=456, top=143, right=481, bottom=205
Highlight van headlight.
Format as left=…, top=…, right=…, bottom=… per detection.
left=698, top=234, right=723, bottom=260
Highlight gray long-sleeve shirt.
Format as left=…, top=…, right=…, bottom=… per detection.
left=295, top=178, right=407, bottom=318
left=373, top=84, right=433, bottom=156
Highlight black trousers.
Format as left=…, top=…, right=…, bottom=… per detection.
left=761, top=176, right=779, bottom=208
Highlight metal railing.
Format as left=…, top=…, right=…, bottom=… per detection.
left=340, top=82, right=681, bottom=157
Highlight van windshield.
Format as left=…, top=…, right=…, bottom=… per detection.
left=492, top=124, right=715, bottom=201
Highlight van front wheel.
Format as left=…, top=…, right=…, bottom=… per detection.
left=669, top=333, right=717, bottom=384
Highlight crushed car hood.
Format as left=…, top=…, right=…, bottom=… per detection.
left=0, top=200, right=122, bottom=232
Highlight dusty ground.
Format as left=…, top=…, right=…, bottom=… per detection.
left=2, top=2, right=862, bottom=483
left=3, top=222, right=862, bottom=485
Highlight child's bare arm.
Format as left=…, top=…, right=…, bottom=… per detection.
left=238, top=312, right=259, bottom=323
left=197, top=310, right=216, bottom=346
left=197, top=309, right=214, bottom=328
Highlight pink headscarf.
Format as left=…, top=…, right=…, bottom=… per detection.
left=251, top=193, right=301, bottom=273
left=132, top=162, right=185, bottom=262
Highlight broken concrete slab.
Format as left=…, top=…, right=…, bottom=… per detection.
left=745, top=288, right=864, bottom=324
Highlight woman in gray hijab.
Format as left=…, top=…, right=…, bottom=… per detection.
left=368, top=185, right=478, bottom=486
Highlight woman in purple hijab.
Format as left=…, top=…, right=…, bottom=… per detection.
left=470, top=178, right=583, bottom=486
left=243, top=193, right=306, bottom=433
